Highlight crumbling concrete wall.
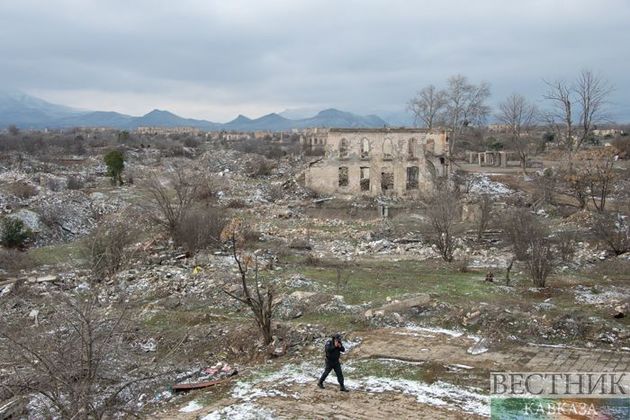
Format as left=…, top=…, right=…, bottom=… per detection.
left=306, top=128, right=449, bottom=197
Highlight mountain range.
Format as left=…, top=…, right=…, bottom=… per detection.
left=0, top=90, right=395, bottom=131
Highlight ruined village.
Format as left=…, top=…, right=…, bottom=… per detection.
left=1, top=0, right=630, bottom=417
left=0, top=70, right=629, bottom=419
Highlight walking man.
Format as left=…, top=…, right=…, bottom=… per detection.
left=317, top=333, right=349, bottom=392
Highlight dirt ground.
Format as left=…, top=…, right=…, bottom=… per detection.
left=157, top=327, right=629, bottom=419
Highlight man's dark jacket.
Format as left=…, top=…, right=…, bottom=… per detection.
left=324, top=339, right=345, bottom=366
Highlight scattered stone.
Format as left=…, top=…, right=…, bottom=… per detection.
left=467, top=338, right=489, bottom=355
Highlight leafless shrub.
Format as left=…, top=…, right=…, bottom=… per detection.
left=592, top=212, right=630, bottom=256
left=84, top=216, right=138, bottom=278
left=66, top=175, right=84, bottom=190
left=554, top=231, right=578, bottom=262
left=580, top=149, right=617, bottom=212
left=226, top=198, right=249, bottom=209
left=532, top=168, right=556, bottom=207
left=183, top=137, right=201, bottom=148
left=266, top=184, right=285, bottom=202
left=526, top=232, right=553, bottom=287
left=46, top=177, right=65, bottom=192
left=502, top=208, right=553, bottom=287
left=288, top=238, right=312, bottom=250
left=245, top=155, right=276, bottom=177
left=457, top=257, right=470, bottom=273
left=610, top=137, right=629, bottom=159
left=6, top=181, right=38, bottom=199
left=422, top=189, right=462, bottom=262
left=145, top=167, right=205, bottom=235
left=163, top=144, right=186, bottom=157
left=557, top=165, right=589, bottom=210
left=452, top=170, right=475, bottom=195
left=172, top=206, right=227, bottom=254
left=243, top=229, right=261, bottom=245
left=0, top=292, right=162, bottom=419
left=0, top=249, right=35, bottom=271
left=502, top=208, right=536, bottom=260
left=38, top=205, right=65, bottom=230
left=304, top=253, right=323, bottom=266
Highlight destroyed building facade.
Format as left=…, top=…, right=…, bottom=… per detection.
left=305, top=128, right=449, bottom=197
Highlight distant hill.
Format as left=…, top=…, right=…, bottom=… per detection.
left=0, top=89, right=85, bottom=127
left=130, top=109, right=220, bottom=130
left=300, top=109, right=387, bottom=128
left=0, top=91, right=392, bottom=131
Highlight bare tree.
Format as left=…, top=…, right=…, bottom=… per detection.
left=221, top=219, right=279, bottom=345
left=557, top=165, right=590, bottom=210
left=543, top=70, right=612, bottom=152
left=408, top=85, right=447, bottom=129
left=84, top=213, right=139, bottom=278
left=145, top=167, right=201, bottom=234
left=0, top=293, right=162, bottom=419
left=144, top=166, right=220, bottom=247
left=592, top=212, right=630, bottom=256
left=497, top=93, right=538, bottom=174
left=408, top=75, right=490, bottom=155
left=443, top=75, right=491, bottom=155
left=582, top=149, right=617, bottom=212
left=526, top=229, right=553, bottom=288
left=423, top=189, right=462, bottom=262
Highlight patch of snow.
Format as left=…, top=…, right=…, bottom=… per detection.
left=347, top=377, right=489, bottom=417
left=231, top=361, right=317, bottom=402
left=370, top=357, right=426, bottom=366
left=404, top=324, right=464, bottom=338
left=179, top=400, right=203, bottom=413
left=449, top=364, right=474, bottom=370
left=527, top=342, right=626, bottom=353
left=201, top=403, right=275, bottom=420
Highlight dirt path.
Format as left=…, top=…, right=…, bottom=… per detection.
left=160, top=326, right=629, bottom=419
left=355, top=327, right=630, bottom=374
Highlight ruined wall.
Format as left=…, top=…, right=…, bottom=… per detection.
left=306, top=129, right=448, bottom=197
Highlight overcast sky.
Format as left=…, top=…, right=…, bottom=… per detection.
left=1, top=0, right=629, bottom=122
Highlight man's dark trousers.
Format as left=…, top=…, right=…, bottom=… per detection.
left=319, top=362, right=344, bottom=387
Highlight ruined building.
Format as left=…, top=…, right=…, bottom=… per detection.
left=305, top=128, right=449, bottom=197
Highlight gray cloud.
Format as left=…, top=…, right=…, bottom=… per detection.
left=1, top=0, right=629, bottom=121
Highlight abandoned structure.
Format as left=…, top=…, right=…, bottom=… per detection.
left=467, top=150, right=511, bottom=167
left=305, top=128, right=449, bottom=197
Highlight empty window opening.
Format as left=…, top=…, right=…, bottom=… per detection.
left=339, top=138, right=349, bottom=159
left=361, top=138, right=370, bottom=159
left=360, top=167, right=370, bottom=191
left=425, top=138, right=435, bottom=154
left=383, top=138, right=393, bottom=160
left=338, top=166, right=349, bottom=187
left=381, top=171, right=394, bottom=191
left=406, top=166, right=419, bottom=190
left=408, top=138, right=417, bottom=159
